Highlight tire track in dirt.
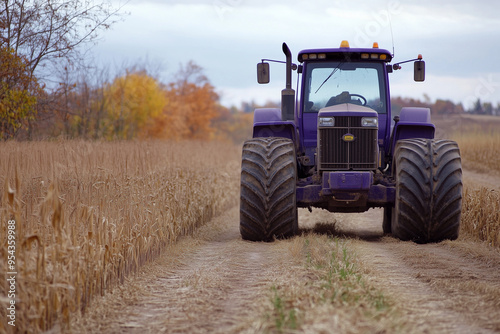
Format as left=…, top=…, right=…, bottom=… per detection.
left=334, top=209, right=500, bottom=334
left=72, top=206, right=301, bottom=333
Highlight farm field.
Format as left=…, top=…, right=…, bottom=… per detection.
left=0, top=140, right=241, bottom=333
left=70, top=202, right=500, bottom=334
left=1, top=114, right=499, bottom=333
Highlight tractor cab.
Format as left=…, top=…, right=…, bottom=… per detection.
left=297, top=41, right=394, bottom=171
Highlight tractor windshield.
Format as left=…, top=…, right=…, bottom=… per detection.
left=303, top=61, right=387, bottom=113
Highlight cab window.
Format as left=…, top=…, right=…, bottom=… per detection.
left=303, top=61, right=387, bottom=113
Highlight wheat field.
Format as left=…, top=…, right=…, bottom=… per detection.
left=450, top=122, right=500, bottom=248
left=454, top=130, right=500, bottom=175
left=432, top=114, right=500, bottom=247
left=0, top=123, right=499, bottom=332
left=457, top=131, right=500, bottom=247
left=460, top=187, right=500, bottom=247
left=0, top=140, right=241, bottom=333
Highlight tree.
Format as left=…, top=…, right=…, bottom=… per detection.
left=103, top=69, right=167, bottom=139
left=161, top=61, right=222, bottom=140
left=434, top=99, right=463, bottom=115
left=1, top=0, right=124, bottom=76
left=211, top=106, right=253, bottom=143
left=482, top=102, right=493, bottom=116
left=470, top=98, right=484, bottom=114
left=50, top=62, right=109, bottom=138
left=0, top=46, right=39, bottom=139
left=0, top=0, right=124, bottom=138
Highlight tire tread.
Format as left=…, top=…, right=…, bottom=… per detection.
left=392, top=139, right=462, bottom=243
left=240, top=137, right=297, bottom=241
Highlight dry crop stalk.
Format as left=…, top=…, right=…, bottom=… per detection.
left=0, top=140, right=240, bottom=333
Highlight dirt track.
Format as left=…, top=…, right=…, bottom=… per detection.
left=336, top=210, right=500, bottom=333
left=72, top=206, right=300, bottom=333
left=73, top=170, right=500, bottom=333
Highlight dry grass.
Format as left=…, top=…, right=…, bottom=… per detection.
left=460, top=187, right=500, bottom=248
left=433, top=113, right=500, bottom=174
left=259, top=235, right=408, bottom=334
left=0, top=140, right=241, bottom=333
left=446, top=121, right=500, bottom=248
left=454, top=130, right=500, bottom=175
left=434, top=114, right=500, bottom=248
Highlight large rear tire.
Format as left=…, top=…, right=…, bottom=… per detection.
left=240, top=137, right=298, bottom=242
left=392, top=139, right=462, bottom=243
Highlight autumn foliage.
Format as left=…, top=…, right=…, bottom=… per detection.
left=0, top=47, right=39, bottom=139
left=29, top=61, right=252, bottom=142
left=145, top=62, right=223, bottom=140
left=1, top=0, right=252, bottom=142
left=103, top=70, right=167, bottom=139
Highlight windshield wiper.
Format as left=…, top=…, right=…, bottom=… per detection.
left=315, top=63, right=343, bottom=94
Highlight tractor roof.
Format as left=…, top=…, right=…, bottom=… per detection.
left=298, top=40, right=393, bottom=63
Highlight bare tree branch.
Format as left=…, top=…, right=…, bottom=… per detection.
left=1, top=0, right=127, bottom=77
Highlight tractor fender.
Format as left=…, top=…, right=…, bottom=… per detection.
left=252, top=108, right=297, bottom=142
left=392, top=107, right=435, bottom=153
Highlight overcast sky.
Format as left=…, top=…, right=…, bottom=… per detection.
left=93, top=0, right=500, bottom=109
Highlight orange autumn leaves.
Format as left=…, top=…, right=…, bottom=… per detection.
left=103, top=62, right=224, bottom=140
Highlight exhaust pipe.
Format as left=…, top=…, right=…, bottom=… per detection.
left=281, top=43, right=295, bottom=121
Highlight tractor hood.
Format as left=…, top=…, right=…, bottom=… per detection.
left=318, top=103, right=378, bottom=118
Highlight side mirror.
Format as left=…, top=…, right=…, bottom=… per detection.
left=257, top=62, right=270, bottom=84
left=414, top=60, right=425, bottom=82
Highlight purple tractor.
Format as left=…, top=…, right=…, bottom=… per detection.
left=240, top=41, right=462, bottom=243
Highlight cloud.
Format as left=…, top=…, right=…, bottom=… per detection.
left=94, top=0, right=500, bottom=107
left=218, top=81, right=285, bottom=107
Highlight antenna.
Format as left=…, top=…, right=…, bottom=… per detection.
left=387, top=1, right=395, bottom=57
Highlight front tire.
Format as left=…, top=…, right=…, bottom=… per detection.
left=392, top=139, right=462, bottom=243
left=240, top=137, right=298, bottom=241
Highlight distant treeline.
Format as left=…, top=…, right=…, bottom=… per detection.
left=237, top=96, right=500, bottom=116
left=2, top=55, right=253, bottom=142
left=391, top=96, right=499, bottom=116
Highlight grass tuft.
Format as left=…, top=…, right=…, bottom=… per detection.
left=263, top=235, right=400, bottom=333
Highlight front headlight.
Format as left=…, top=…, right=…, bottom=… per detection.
left=361, top=117, right=378, bottom=127
left=319, top=117, right=334, bottom=127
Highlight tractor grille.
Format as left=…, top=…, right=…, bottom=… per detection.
left=319, top=116, right=378, bottom=170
